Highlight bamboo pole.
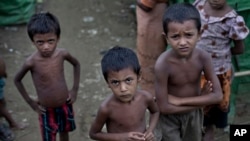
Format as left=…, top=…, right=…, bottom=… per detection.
left=234, top=70, right=250, bottom=77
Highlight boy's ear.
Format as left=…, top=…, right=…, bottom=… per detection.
left=107, top=83, right=111, bottom=88
left=32, top=41, right=36, bottom=46
left=162, top=32, right=168, bottom=43
left=198, top=30, right=202, bottom=39
left=138, top=71, right=142, bottom=82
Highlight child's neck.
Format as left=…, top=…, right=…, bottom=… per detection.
left=181, top=58, right=188, bottom=63
left=205, top=2, right=231, bottom=17
left=176, top=54, right=192, bottom=63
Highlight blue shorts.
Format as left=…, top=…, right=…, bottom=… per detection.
left=0, top=78, right=5, bottom=99
left=39, top=103, right=76, bottom=141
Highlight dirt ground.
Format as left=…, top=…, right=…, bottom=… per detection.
left=0, top=0, right=249, bottom=141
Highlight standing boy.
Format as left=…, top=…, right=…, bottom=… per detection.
left=14, top=12, right=80, bottom=141
left=154, top=3, right=222, bottom=141
left=89, top=46, right=159, bottom=141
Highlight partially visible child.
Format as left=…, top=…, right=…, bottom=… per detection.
left=193, top=0, right=249, bottom=140
left=154, top=3, right=222, bottom=141
left=89, top=46, right=159, bottom=141
left=14, top=12, right=80, bottom=141
left=0, top=56, right=26, bottom=130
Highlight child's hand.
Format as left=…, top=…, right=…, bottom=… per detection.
left=67, top=90, right=77, bottom=104
left=144, top=131, right=155, bottom=141
left=219, top=100, right=229, bottom=112
left=121, top=132, right=145, bottom=141
left=201, top=80, right=213, bottom=95
left=29, top=100, right=46, bottom=114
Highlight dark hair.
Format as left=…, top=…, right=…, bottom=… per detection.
left=101, top=46, right=141, bottom=82
left=163, top=3, right=201, bottom=34
left=27, top=12, right=61, bottom=41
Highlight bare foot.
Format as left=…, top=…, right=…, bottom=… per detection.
left=10, top=122, right=28, bottom=130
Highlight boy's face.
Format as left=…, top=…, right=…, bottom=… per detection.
left=164, top=20, right=200, bottom=58
left=32, top=32, right=59, bottom=57
left=107, top=67, right=140, bottom=103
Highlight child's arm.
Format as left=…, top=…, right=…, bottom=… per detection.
left=168, top=50, right=223, bottom=107
left=0, top=57, right=7, bottom=78
left=144, top=92, right=159, bottom=141
left=231, top=40, right=245, bottom=55
left=155, top=56, right=198, bottom=114
left=230, top=14, right=249, bottom=55
left=63, top=50, right=80, bottom=104
left=89, top=104, right=145, bottom=141
left=168, top=80, right=213, bottom=105
left=14, top=60, right=43, bottom=114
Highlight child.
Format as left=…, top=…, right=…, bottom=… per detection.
left=154, top=3, right=223, bottom=141
left=14, top=12, right=80, bottom=141
left=0, top=56, right=26, bottom=130
left=89, top=46, right=159, bottom=141
left=193, top=0, right=249, bottom=140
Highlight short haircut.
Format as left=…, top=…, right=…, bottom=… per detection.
left=163, top=3, right=201, bottom=34
left=27, top=12, right=61, bottom=41
left=101, top=46, right=141, bottom=82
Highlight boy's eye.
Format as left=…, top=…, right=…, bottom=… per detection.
left=170, top=35, right=179, bottom=39
left=48, top=39, right=56, bottom=44
left=111, top=80, right=119, bottom=86
left=185, top=33, right=193, bottom=38
left=125, top=78, right=133, bottom=84
left=36, top=41, right=44, bottom=45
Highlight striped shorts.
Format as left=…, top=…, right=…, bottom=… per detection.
left=39, top=103, right=76, bottom=141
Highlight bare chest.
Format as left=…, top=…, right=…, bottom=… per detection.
left=169, top=61, right=203, bottom=85
left=32, top=58, right=64, bottom=81
left=107, top=102, right=147, bottom=131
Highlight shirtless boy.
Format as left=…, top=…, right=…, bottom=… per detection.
left=14, top=12, right=80, bottom=141
left=154, top=3, right=222, bottom=141
left=89, top=46, right=159, bottom=141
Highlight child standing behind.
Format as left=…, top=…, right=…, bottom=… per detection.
left=89, top=46, right=159, bottom=141
left=154, top=3, right=222, bottom=141
left=193, top=0, right=249, bottom=140
left=14, top=12, right=80, bottom=141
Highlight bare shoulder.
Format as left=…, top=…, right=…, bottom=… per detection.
left=155, top=50, right=174, bottom=77
left=57, top=48, right=68, bottom=53
left=47, top=48, right=67, bottom=58
left=23, top=51, right=39, bottom=67
left=195, top=47, right=210, bottom=60
left=98, top=95, right=114, bottom=114
left=155, top=50, right=169, bottom=64
left=136, top=89, right=154, bottom=102
left=155, top=50, right=171, bottom=70
left=57, top=48, right=77, bottom=61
